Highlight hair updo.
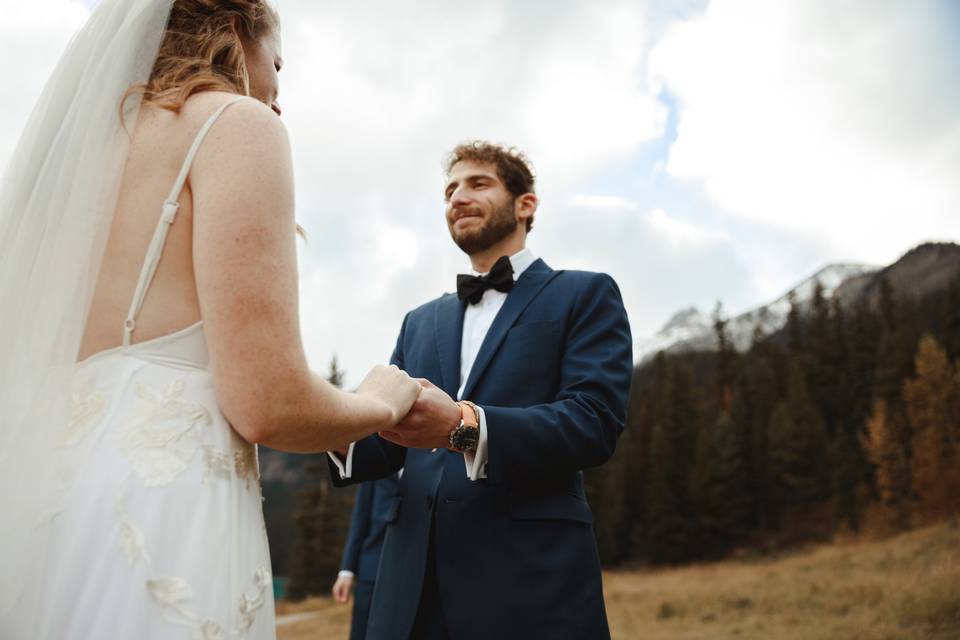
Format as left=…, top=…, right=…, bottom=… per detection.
left=125, top=0, right=279, bottom=113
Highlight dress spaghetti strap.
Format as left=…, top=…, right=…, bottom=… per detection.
left=122, top=95, right=246, bottom=347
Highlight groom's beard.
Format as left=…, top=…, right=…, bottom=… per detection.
left=449, top=197, right=518, bottom=255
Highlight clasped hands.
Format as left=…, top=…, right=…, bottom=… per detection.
left=380, top=378, right=462, bottom=450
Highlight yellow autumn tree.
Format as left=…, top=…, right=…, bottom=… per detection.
left=903, top=335, right=960, bottom=523
left=861, top=399, right=912, bottom=530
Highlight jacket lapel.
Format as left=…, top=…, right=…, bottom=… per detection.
left=434, top=293, right=466, bottom=398
left=460, top=259, right=558, bottom=400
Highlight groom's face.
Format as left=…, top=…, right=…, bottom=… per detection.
left=444, top=160, right=518, bottom=255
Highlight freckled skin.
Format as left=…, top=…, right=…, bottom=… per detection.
left=78, top=28, right=420, bottom=452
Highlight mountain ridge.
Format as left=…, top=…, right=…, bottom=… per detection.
left=634, top=262, right=877, bottom=363
left=634, top=241, right=960, bottom=364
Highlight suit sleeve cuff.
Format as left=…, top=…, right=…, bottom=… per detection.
left=327, top=442, right=355, bottom=480
left=463, top=405, right=488, bottom=480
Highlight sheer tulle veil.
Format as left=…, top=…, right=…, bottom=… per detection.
left=0, top=0, right=173, bottom=628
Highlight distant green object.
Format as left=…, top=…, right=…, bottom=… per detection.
left=273, top=576, right=288, bottom=601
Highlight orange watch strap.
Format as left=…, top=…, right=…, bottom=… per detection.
left=457, top=401, right=479, bottom=428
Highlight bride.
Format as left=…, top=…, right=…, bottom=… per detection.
left=0, top=0, right=419, bottom=637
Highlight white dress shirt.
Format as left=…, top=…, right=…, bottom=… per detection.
left=329, top=248, right=537, bottom=482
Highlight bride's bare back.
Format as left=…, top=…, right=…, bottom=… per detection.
left=79, top=92, right=237, bottom=360
left=78, top=89, right=418, bottom=452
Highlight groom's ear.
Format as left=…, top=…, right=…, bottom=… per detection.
left=515, top=192, right=538, bottom=227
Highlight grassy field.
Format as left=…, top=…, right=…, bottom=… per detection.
left=276, top=523, right=960, bottom=640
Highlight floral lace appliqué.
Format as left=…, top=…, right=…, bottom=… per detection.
left=115, top=492, right=150, bottom=567
left=144, top=568, right=272, bottom=638
left=233, top=443, right=260, bottom=491
left=202, top=447, right=233, bottom=483
left=147, top=577, right=194, bottom=607
left=117, top=379, right=211, bottom=486
left=62, top=381, right=106, bottom=446
left=198, top=620, right=226, bottom=640
left=235, top=567, right=272, bottom=634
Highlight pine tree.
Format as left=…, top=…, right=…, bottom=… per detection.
left=943, top=274, right=960, bottom=361
left=767, top=363, right=828, bottom=520
left=845, top=299, right=881, bottom=435
left=285, top=472, right=329, bottom=600
left=713, top=301, right=735, bottom=416
left=326, top=355, right=346, bottom=389
left=644, top=421, right=696, bottom=563
left=643, top=359, right=700, bottom=563
left=828, top=298, right=865, bottom=532
left=690, top=412, right=750, bottom=556
left=732, top=348, right=779, bottom=530
left=903, top=335, right=960, bottom=522
left=786, top=290, right=804, bottom=355
left=807, top=282, right=838, bottom=433
left=873, top=276, right=919, bottom=412
left=626, top=354, right=666, bottom=561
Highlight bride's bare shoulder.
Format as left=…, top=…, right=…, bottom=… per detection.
left=179, top=91, right=286, bottom=136
left=185, top=92, right=292, bottom=203
left=178, top=91, right=289, bottom=161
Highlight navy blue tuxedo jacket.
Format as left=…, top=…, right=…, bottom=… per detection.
left=329, top=259, right=633, bottom=640
left=340, top=474, right=401, bottom=583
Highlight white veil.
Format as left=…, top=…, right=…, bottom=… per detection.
left=0, top=0, right=173, bottom=629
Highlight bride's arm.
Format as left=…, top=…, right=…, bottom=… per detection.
left=191, top=97, right=416, bottom=452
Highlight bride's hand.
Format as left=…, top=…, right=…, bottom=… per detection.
left=356, top=364, right=421, bottom=426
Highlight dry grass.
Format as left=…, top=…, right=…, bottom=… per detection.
left=275, top=596, right=350, bottom=639
left=276, top=523, right=960, bottom=640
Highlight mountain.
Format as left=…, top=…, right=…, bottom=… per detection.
left=834, top=242, right=960, bottom=309
left=634, top=263, right=878, bottom=363
left=635, top=242, right=960, bottom=364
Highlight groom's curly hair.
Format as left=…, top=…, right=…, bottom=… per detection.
left=445, top=141, right=538, bottom=233
left=122, top=0, right=279, bottom=115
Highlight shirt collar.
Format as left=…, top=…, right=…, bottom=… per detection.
left=471, top=247, right=537, bottom=279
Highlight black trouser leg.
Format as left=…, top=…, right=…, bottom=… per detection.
left=350, top=579, right=375, bottom=640
left=408, top=519, right=449, bottom=640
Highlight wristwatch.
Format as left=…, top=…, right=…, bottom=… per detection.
left=448, top=400, right=480, bottom=453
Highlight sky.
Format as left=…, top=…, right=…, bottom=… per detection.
left=1, top=0, right=958, bottom=386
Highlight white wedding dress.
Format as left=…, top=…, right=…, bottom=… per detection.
left=31, top=97, right=276, bottom=639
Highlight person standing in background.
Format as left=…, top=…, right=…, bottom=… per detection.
left=333, top=473, right=401, bottom=640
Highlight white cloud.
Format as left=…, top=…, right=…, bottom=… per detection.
left=537, top=198, right=756, bottom=341
left=1, top=1, right=669, bottom=386
left=649, top=0, right=960, bottom=264
left=9, top=1, right=953, bottom=386
left=273, top=0, right=670, bottom=382
left=279, top=0, right=667, bottom=206
left=568, top=195, right=639, bottom=211
left=645, top=208, right=730, bottom=248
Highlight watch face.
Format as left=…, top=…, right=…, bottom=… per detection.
left=452, top=425, right=479, bottom=451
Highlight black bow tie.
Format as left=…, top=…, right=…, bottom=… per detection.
left=457, top=256, right=515, bottom=304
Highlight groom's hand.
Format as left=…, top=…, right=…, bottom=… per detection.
left=380, top=379, right=460, bottom=449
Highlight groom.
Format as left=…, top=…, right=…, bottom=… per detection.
left=328, top=141, right=632, bottom=639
